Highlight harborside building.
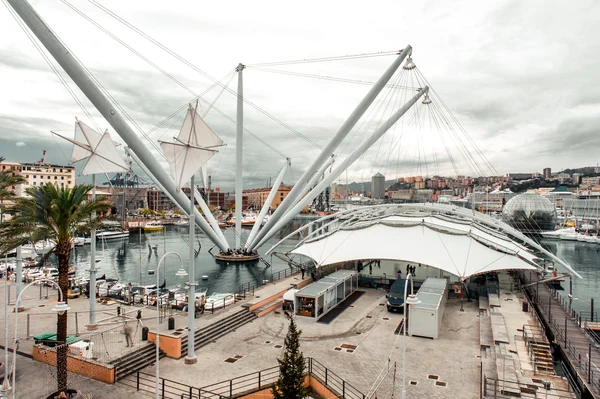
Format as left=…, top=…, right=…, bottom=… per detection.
left=20, top=163, right=75, bottom=195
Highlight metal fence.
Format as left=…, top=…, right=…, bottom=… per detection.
left=131, top=357, right=366, bottom=399
left=237, top=265, right=300, bottom=298
left=482, top=375, right=577, bottom=398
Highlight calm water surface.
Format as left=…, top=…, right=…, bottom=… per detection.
left=58, top=219, right=310, bottom=295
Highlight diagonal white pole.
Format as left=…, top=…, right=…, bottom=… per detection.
left=6, top=0, right=229, bottom=252
left=254, top=87, right=428, bottom=249
left=247, top=45, right=413, bottom=250
left=193, top=188, right=228, bottom=247
left=235, top=63, right=244, bottom=248
left=245, top=159, right=290, bottom=248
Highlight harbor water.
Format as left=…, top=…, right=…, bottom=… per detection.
left=56, top=219, right=310, bottom=295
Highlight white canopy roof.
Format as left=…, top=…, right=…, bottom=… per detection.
left=278, top=203, right=582, bottom=279
left=291, top=216, right=536, bottom=279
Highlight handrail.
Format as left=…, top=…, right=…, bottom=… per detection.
left=132, top=357, right=366, bottom=399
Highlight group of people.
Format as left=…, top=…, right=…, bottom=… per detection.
left=406, top=264, right=418, bottom=276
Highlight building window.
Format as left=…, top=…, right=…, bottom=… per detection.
left=33, top=182, right=36, bottom=186
left=26, top=182, right=29, bottom=185
left=68, top=181, right=71, bottom=184
left=61, top=176, right=64, bottom=180
left=33, top=175, right=36, bottom=179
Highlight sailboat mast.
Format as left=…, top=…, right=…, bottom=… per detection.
left=235, top=63, right=245, bottom=248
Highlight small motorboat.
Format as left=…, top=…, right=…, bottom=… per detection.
left=144, top=221, right=165, bottom=232
left=205, top=293, right=235, bottom=310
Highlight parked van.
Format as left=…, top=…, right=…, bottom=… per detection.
left=386, top=279, right=422, bottom=312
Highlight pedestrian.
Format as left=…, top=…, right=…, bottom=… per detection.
left=406, top=264, right=410, bottom=275
left=123, top=322, right=133, bottom=347
left=369, top=264, right=373, bottom=274
left=301, top=266, right=306, bottom=279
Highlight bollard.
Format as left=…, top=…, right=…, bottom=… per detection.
left=142, top=326, right=149, bottom=341
left=168, top=317, right=175, bottom=330
left=117, top=306, right=121, bottom=316
left=75, top=312, right=79, bottom=336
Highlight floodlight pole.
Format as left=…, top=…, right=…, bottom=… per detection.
left=253, top=87, right=429, bottom=249
left=6, top=0, right=229, bottom=252
left=235, top=63, right=245, bottom=248
left=89, top=174, right=97, bottom=329
left=12, top=279, right=68, bottom=399
left=15, top=247, right=22, bottom=311
left=185, top=176, right=197, bottom=364
left=248, top=45, right=413, bottom=250
left=402, top=273, right=417, bottom=399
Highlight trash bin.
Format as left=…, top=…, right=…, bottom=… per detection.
left=141, top=326, right=149, bottom=341
left=168, top=317, right=175, bottom=330
left=522, top=301, right=529, bottom=312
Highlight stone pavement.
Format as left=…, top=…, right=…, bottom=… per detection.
left=150, top=288, right=483, bottom=399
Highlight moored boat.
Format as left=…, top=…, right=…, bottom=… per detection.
left=144, top=221, right=165, bottom=232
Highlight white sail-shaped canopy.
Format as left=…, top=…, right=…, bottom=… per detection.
left=160, top=104, right=224, bottom=189
left=273, top=203, right=581, bottom=280
left=52, top=120, right=129, bottom=176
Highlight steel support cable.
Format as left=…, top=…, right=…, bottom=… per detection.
left=247, top=50, right=399, bottom=67
left=409, top=66, right=484, bottom=177
left=2, top=0, right=102, bottom=133
left=249, top=66, right=420, bottom=91
left=145, top=71, right=234, bottom=137
left=88, top=0, right=322, bottom=150
left=430, top=98, right=486, bottom=177
left=427, top=97, right=460, bottom=176
left=414, top=67, right=498, bottom=176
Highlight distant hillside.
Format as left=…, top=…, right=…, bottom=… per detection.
left=560, top=166, right=598, bottom=176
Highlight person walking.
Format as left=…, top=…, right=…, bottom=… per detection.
left=300, top=265, right=306, bottom=279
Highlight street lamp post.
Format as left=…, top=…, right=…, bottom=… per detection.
left=11, top=279, right=70, bottom=399
left=402, top=273, right=421, bottom=399
left=154, top=252, right=187, bottom=399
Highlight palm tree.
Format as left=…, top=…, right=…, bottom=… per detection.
left=0, top=156, right=26, bottom=222
left=0, top=184, right=109, bottom=397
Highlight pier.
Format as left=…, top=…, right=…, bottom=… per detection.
left=522, top=271, right=600, bottom=398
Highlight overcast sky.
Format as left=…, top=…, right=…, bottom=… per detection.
left=1, top=0, right=599, bottom=191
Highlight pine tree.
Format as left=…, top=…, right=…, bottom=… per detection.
left=272, top=312, right=311, bottom=399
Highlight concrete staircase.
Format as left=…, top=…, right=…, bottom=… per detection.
left=180, top=308, right=257, bottom=357
left=111, top=342, right=166, bottom=382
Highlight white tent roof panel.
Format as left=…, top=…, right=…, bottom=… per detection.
left=290, top=222, right=536, bottom=280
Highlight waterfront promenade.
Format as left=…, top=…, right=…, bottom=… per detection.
left=523, top=271, right=600, bottom=397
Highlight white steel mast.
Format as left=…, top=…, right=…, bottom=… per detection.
left=247, top=45, right=413, bottom=250
left=235, top=63, right=245, bottom=248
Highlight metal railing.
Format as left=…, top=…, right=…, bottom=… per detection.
left=237, top=265, right=300, bottom=298
left=482, top=375, right=577, bottom=398
left=520, top=272, right=600, bottom=394
left=132, top=357, right=366, bottom=399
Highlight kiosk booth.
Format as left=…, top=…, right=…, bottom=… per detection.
left=408, top=277, right=448, bottom=339
left=295, top=270, right=358, bottom=321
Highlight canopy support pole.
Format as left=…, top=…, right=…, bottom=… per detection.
left=253, top=87, right=429, bottom=250
left=6, top=0, right=229, bottom=252
left=245, top=159, right=291, bottom=248
left=247, top=45, right=413, bottom=250
left=235, top=63, right=245, bottom=248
